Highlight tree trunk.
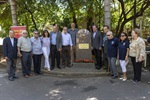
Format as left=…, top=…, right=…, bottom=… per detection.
left=104, top=0, right=111, bottom=29
left=67, top=0, right=78, bottom=28
left=9, top=0, right=18, bottom=26
left=72, top=13, right=78, bottom=28
left=133, top=0, right=137, bottom=28
left=87, top=3, right=93, bottom=30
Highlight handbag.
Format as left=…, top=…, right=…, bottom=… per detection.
left=116, top=59, right=120, bottom=66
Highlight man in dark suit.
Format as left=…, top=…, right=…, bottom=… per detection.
left=50, top=26, right=62, bottom=70
left=91, top=25, right=103, bottom=70
left=3, top=30, right=19, bottom=81
left=102, top=25, right=110, bottom=71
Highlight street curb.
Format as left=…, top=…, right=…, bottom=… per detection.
left=43, top=71, right=109, bottom=77
left=0, top=63, right=109, bottom=77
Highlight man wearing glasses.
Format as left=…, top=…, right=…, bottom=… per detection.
left=61, top=27, right=73, bottom=68
left=107, top=31, right=119, bottom=79
left=30, top=30, right=43, bottom=75
left=18, top=30, right=32, bottom=78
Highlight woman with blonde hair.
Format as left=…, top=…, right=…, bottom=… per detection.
left=129, top=28, right=145, bottom=83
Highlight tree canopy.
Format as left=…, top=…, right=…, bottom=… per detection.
left=0, top=0, right=150, bottom=37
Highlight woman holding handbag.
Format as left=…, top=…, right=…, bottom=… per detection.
left=118, top=32, right=130, bottom=81
left=129, top=28, right=146, bottom=83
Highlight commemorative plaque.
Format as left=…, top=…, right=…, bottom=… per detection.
left=76, top=29, right=93, bottom=61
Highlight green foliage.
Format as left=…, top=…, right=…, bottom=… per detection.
left=0, top=0, right=150, bottom=37
left=0, top=3, right=12, bottom=37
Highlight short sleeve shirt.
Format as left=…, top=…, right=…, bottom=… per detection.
left=17, top=36, right=32, bottom=52
left=107, top=37, right=119, bottom=57
left=118, top=39, right=129, bottom=60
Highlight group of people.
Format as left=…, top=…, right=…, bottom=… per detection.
left=3, top=23, right=77, bottom=81
left=102, top=26, right=146, bottom=83
left=2, top=23, right=150, bottom=83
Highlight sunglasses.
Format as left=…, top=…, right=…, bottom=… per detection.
left=34, top=33, right=38, bottom=34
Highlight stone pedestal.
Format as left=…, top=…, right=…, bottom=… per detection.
left=76, top=29, right=93, bottom=62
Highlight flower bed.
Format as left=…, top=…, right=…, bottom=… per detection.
left=74, top=59, right=94, bottom=63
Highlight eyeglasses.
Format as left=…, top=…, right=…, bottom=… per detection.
left=107, top=35, right=110, bottom=36
left=34, top=33, right=38, bottom=34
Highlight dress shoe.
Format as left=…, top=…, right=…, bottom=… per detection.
left=50, top=67, right=54, bottom=70
left=71, top=63, right=73, bottom=66
left=9, top=77, right=14, bottom=81
left=62, top=65, right=66, bottom=68
left=67, top=65, right=72, bottom=68
left=38, top=72, right=43, bottom=75
left=34, top=73, right=38, bottom=76
left=24, top=75, right=29, bottom=78
left=29, top=74, right=33, bottom=77
left=103, top=66, right=108, bottom=69
left=57, top=67, right=61, bottom=69
left=96, top=66, right=101, bottom=70
left=106, top=69, right=109, bottom=72
left=13, top=76, right=19, bottom=79
left=95, top=65, right=98, bottom=69
left=112, top=76, right=118, bottom=79
left=132, top=80, right=141, bottom=84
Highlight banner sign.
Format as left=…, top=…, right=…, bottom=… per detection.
left=10, top=26, right=26, bottom=38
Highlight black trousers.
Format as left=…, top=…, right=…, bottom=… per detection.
left=93, top=48, right=102, bottom=67
left=21, top=51, right=32, bottom=76
left=33, top=54, right=42, bottom=74
left=131, top=57, right=143, bottom=81
left=103, top=53, right=108, bottom=68
left=62, top=46, right=71, bottom=66
left=51, top=45, right=60, bottom=68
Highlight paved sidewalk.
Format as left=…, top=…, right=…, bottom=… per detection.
left=1, top=58, right=149, bottom=77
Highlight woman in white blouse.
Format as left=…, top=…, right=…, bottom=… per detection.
left=41, top=30, right=51, bottom=71
left=129, top=28, right=145, bottom=83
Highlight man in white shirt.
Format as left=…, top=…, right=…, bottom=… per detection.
left=62, top=27, right=73, bottom=68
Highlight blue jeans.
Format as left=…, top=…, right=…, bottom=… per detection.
left=108, top=57, right=118, bottom=77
